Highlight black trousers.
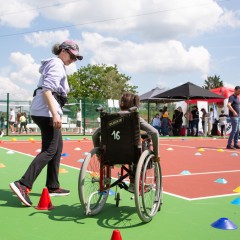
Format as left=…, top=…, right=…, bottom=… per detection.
left=20, top=116, right=63, bottom=189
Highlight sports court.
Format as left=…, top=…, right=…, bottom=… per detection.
left=0, top=136, right=240, bottom=239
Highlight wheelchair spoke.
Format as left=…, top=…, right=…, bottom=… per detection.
left=135, top=150, right=162, bottom=222
left=78, top=148, right=110, bottom=215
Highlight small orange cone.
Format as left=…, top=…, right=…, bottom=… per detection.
left=59, top=168, right=68, bottom=173
left=111, top=230, right=122, bottom=240
left=35, top=188, right=55, bottom=210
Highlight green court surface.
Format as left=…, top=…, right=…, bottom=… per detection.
left=0, top=147, right=240, bottom=240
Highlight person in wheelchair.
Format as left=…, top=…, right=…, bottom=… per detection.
left=92, top=92, right=159, bottom=192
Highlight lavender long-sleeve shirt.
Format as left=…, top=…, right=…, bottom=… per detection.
left=30, top=58, right=70, bottom=117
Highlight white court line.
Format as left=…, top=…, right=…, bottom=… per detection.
left=160, top=143, right=230, bottom=151
left=163, top=191, right=240, bottom=201
left=163, top=169, right=240, bottom=178
left=1, top=145, right=239, bottom=201
left=163, top=191, right=190, bottom=200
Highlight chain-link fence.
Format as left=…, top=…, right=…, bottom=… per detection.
left=0, top=93, right=176, bottom=136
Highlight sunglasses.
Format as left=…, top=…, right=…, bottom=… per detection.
left=65, top=49, right=78, bottom=61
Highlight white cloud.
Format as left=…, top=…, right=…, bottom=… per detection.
left=1, top=0, right=239, bottom=40
left=82, top=32, right=210, bottom=74
left=0, top=50, right=78, bottom=100
left=41, top=0, right=240, bottom=40
left=0, top=0, right=38, bottom=28
left=9, top=52, right=40, bottom=85
left=217, top=9, right=240, bottom=28
left=24, top=30, right=70, bottom=47
left=0, top=76, right=32, bottom=101
left=66, top=63, right=78, bottom=75
left=223, top=82, right=235, bottom=89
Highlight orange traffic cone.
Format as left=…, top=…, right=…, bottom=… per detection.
left=35, top=188, right=55, bottom=210
left=111, top=230, right=122, bottom=240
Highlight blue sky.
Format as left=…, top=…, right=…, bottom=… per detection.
left=0, top=0, right=239, bottom=100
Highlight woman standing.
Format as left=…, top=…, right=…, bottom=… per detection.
left=152, top=113, right=161, bottom=134
left=207, top=108, right=214, bottom=136
left=18, top=112, right=28, bottom=134
left=161, top=106, right=169, bottom=136
left=200, top=108, right=207, bottom=135
left=10, top=40, right=83, bottom=206
left=172, top=107, right=183, bottom=136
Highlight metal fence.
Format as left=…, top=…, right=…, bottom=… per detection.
left=0, top=93, right=175, bottom=136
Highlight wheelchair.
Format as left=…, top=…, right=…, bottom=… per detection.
left=78, top=110, right=163, bottom=223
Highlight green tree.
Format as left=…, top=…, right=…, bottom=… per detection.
left=68, top=64, right=137, bottom=100
left=202, top=75, right=223, bottom=90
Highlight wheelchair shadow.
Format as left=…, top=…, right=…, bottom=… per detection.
left=1, top=189, right=144, bottom=228
left=29, top=203, right=86, bottom=224
left=96, top=204, right=145, bottom=229
left=29, top=203, right=144, bottom=228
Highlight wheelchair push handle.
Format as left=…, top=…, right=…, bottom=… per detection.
left=96, top=105, right=104, bottom=112
left=128, top=106, right=138, bottom=112
left=96, top=105, right=138, bottom=113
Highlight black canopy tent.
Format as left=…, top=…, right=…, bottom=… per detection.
left=153, top=82, right=225, bottom=101
left=139, top=87, right=181, bottom=122
left=153, top=82, right=225, bottom=135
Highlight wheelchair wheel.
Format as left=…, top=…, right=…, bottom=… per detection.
left=134, top=150, right=162, bottom=223
left=78, top=147, right=111, bottom=215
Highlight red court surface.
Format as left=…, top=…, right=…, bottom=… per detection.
left=1, top=137, right=240, bottom=200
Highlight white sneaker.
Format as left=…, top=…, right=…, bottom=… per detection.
left=0, top=132, right=3, bottom=137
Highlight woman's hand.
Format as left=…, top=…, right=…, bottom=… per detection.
left=52, top=113, right=62, bottom=129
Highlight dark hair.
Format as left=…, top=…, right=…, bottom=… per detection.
left=162, top=106, right=168, bottom=114
left=52, top=43, right=62, bottom=55
left=235, top=86, right=240, bottom=90
left=120, top=92, right=140, bottom=110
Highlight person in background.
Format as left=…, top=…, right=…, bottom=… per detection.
left=200, top=108, right=207, bottom=135
left=184, top=107, right=193, bottom=136
left=19, top=112, right=28, bottom=134
left=207, top=108, right=214, bottom=137
left=172, top=107, right=183, bottom=136
left=191, top=106, right=199, bottom=136
left=0, top=112, right=4, bottom=137
left=159, top=109, right=163, bottom=119
left=76, top=108, right=82, bottom=134
left=10, top=39, right=83, bottom=207
left=226, top=86, right=240, bottom=149
left=152, top=113, right=161, bottom=134
left=9, top=108, right=15, bottom=133
left=161, top=106, right=169, bottom=136
left=219, top=110, right=228, bottom=137
left=16, top=110, right=22, bottom=133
